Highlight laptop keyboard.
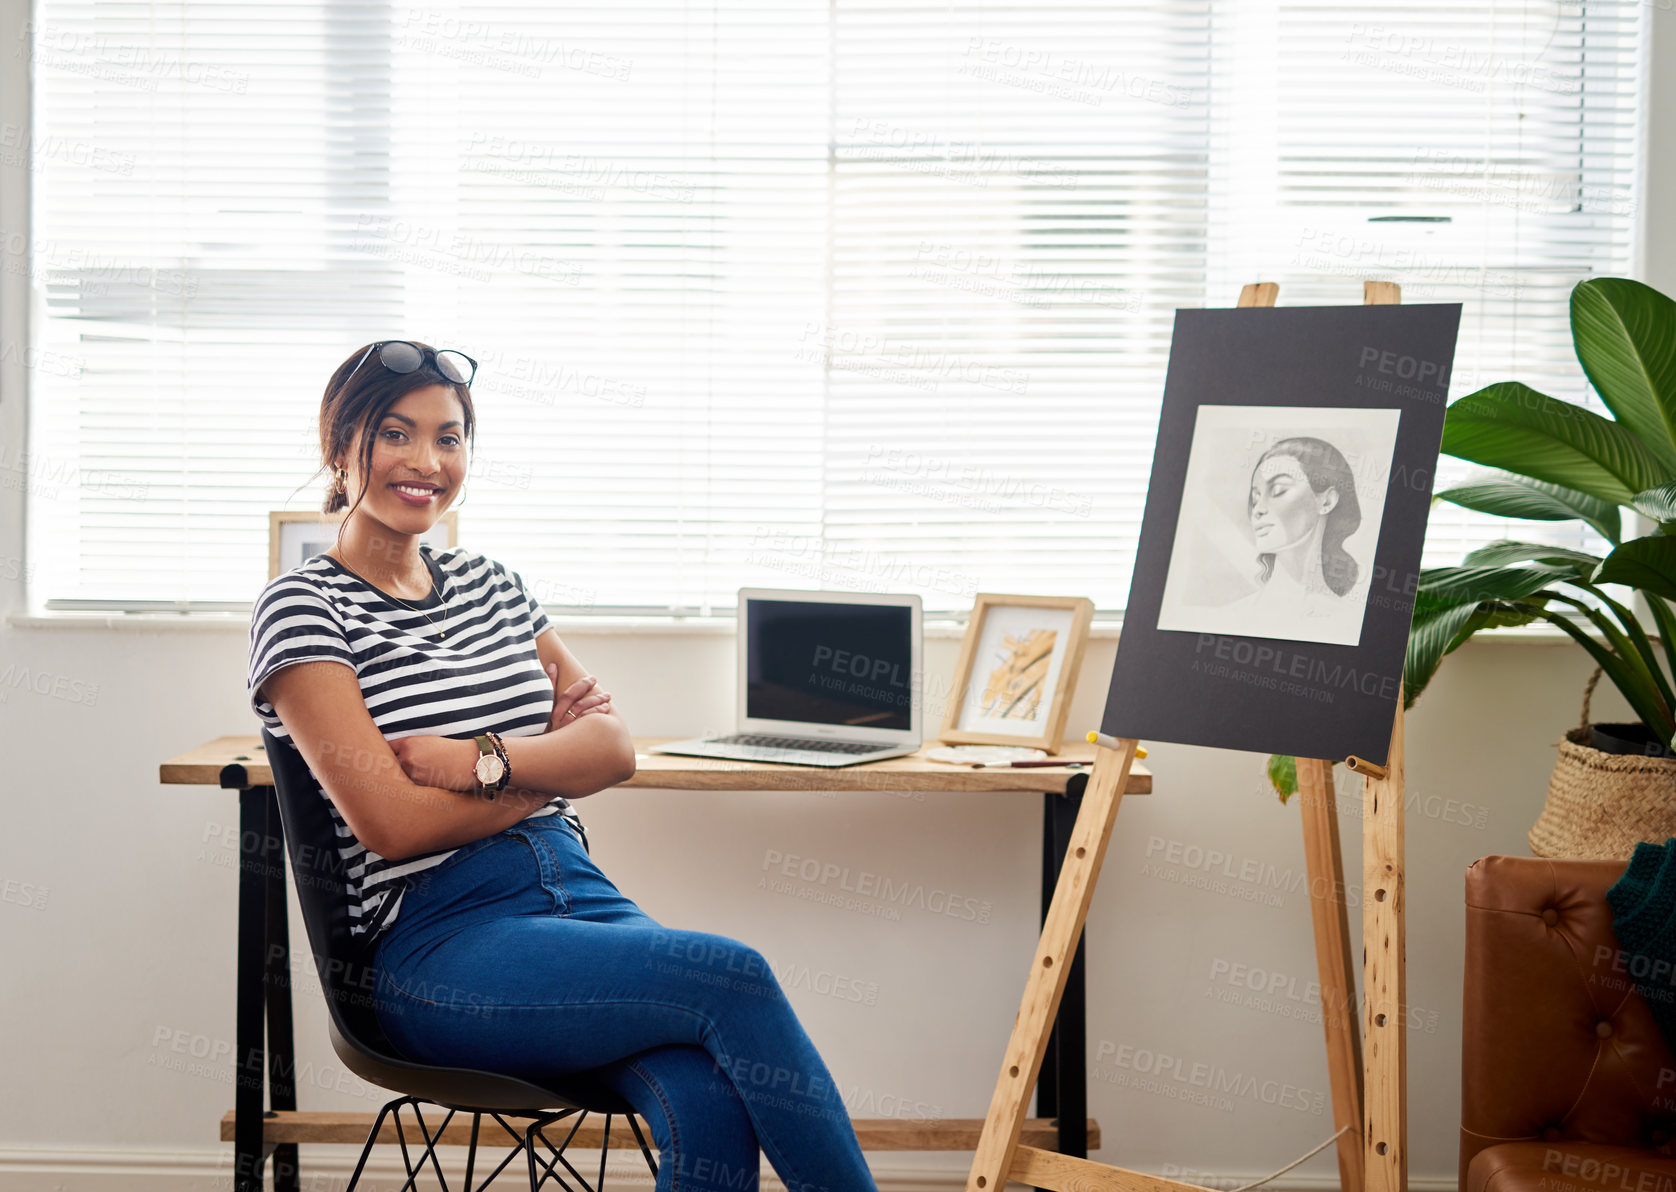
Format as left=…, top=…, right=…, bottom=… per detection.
left=708, top=733, right=884, bottom=754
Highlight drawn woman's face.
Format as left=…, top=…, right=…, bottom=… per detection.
left=1249, top=455, right=1338, bottom=553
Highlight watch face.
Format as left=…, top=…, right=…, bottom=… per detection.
left=475, top=754, right=505, bottom=784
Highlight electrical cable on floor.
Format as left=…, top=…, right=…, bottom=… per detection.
left=1225, top=1125, right=1352, bottom=1192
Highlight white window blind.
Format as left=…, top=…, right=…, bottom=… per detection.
left=1204, top=0, right=1644, bottom=567
left=26, top=0, right=1644, bottom=615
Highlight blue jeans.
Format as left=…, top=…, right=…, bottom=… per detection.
left=370, top=814, right=879, bottom=1192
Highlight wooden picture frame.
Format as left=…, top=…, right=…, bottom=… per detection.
left=939, top=593, right=1094, bottom=754
left=268, top=509, right=460, bottom=580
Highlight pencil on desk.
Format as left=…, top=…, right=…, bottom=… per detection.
left=1086, top=730, right=1147, bottom=759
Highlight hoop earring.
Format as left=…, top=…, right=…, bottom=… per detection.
left=333, top=468, right=347, bottom=495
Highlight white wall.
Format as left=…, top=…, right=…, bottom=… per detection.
left=0, top=2, right=1668, bottom=1189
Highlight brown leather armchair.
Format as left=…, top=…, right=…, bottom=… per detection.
left=1462, top=855, right=1676, bottom=1192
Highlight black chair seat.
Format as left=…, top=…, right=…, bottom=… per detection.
left=324, top=1015, right=637, bottom=1116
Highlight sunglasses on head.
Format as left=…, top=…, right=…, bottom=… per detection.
left=346, top=340, right=478, bottom=387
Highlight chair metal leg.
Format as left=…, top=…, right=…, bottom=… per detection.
left=343, top=1099, right=399, bottom=1192
left=528, top=1109, right=593, bottom=1191
left=391, top=1099, right=428, bottom=1192
left=464, top=1112, right=481, bottom=1191
left=525, top=1124, right=541, bottom=1191
left=525, top=1117, right=571, bottom=1192
left=344, top=1095, right=651, bottom=1192
left=409, top=1102, right=457, bottom=1191
left=624, top=1111, right=659, bottom=1178
left=468, top=1111, right=538, bottom=1190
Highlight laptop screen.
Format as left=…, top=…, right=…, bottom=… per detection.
left=744, top=597, right=914, bottom=731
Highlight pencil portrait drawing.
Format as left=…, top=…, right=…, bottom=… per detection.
left=1155, top=405, right=1401, bottom=647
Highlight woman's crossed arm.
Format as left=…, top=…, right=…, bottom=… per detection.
left=261, top=629, right=635, bottom=863
left=386, top=629, right=636, bottom=807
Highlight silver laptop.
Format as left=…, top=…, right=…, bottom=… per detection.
left=649, top=587, right=923, bottom=767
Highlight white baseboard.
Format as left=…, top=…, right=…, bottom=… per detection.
left=0, top=1144, right=1459, bottom=1192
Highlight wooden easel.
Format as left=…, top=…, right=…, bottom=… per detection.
left=965, top=281, right=1409, bottom=1192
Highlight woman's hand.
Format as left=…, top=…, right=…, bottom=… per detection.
left=544, top=664, right=613, bottom=732
left=389, top=735, right=480, bottom=793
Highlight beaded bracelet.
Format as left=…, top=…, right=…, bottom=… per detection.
left=485, top=729, right=511, bottom=792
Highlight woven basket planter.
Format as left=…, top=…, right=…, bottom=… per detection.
left=1528, top=671, right=1676, bottom=859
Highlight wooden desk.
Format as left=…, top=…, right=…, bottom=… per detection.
left=161, top=735, right=1150, bottom=1192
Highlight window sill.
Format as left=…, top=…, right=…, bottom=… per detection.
left=4, top=607, right=986, bottom=637
left=2, top=608, right=1585, bottom=645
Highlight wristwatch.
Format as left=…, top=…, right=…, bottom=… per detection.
left=473, top=732, right=510, bottom=797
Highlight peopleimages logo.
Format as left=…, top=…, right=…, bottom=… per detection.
left=1141, top=835, right=1366, bottom=911
left=808, top=643, right=912, bottom=709
left=760, top=849, right=992, bottom=924
left=1093, top=1041, right=1327, bottom=1115
left=1541, top=1150, right=1676, bottom=1192
left=1205, top=958, right=1443, bottom=1035
left=1192, top=633, right=1402, bottom=702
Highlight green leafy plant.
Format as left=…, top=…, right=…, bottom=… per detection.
left=1269, top=276, right=1676, bottom=801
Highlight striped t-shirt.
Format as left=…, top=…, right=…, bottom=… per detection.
left=247, top=542, right=587, bottom=944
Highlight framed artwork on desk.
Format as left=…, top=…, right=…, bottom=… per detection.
left=939, top=592, right=1094, bottom=754
left=268, top=509, right=460, bottom=580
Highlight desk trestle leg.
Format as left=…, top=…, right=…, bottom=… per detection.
left=234, top=787, right=269, bottom=1192
left=263, top=790, right=300, bottom=1192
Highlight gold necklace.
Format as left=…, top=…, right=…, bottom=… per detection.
left=336, top=554, right=451, bottom=639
